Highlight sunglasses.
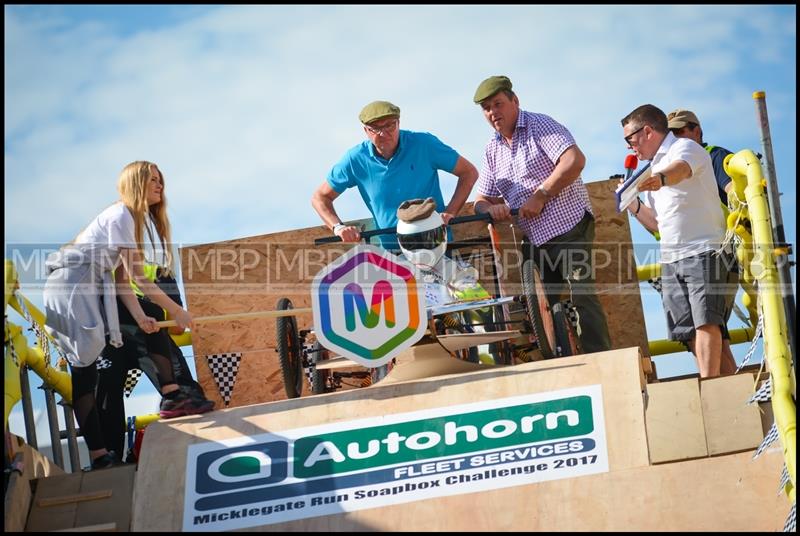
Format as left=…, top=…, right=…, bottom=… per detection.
left=624, top=125, right=645, bottom=146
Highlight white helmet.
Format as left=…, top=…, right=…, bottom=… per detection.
left=396, top=200, right=447, bottom=268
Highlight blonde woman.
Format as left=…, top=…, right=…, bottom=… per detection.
left=44, top=161, right=205, bottom=469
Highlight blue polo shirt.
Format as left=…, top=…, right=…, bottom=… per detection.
left=327, top=130, right=459, bottom=249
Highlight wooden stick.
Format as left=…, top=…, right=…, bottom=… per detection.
left=54, top=522, right=117, bottom=532
left=37, top=489, right=112, bottom=507
left=154, top=307, right=313, bottom=328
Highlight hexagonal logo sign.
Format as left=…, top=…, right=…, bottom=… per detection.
left=311, top=245, right=426, bottom=368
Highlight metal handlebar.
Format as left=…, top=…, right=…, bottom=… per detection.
left=314, top=209, right=519, bottom=245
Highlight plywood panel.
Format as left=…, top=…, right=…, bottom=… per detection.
left=26, top=464, right=136, bottom=532
left=587, top=180, right=650, bottom=358
left=133, top=348, right=650, bottom=530
left=181, top=179, right=649, bottom=408
left=259, top=450, right=788, bottom=532
left=4, top=456, right=31, bottom=532
left=132, top=347, right=789, bottom=532
left=645, top=378, right=708, bottom=463
left=25, top=473, right=82, bottom=532
left=700, top=373, right=765, bottom=455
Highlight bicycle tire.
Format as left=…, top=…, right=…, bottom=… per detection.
left=521, top=259, right=556, bottom=359
left=275, top=297, right=303, bottom=398
left=309, top=341, right=330, bottom=394
left=552, top=302, right=582, bottom=357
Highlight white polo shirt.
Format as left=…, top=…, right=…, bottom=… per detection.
left=643, top=132, right=726, bottom=263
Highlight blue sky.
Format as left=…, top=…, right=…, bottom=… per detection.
left=4, top=5, right=797, bottom=448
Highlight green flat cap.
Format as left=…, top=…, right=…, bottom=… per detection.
left=359, top=100, right=401, bottom=124
left=473, top=75, right=512, bottom=103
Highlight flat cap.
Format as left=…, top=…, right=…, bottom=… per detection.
left=667, top=109, right=701, bottom=129
left=359, top=100, right=401, bottom=124
left=473, top=75, right=512, bottom=103
left=397, top=197, right=437, bottom=223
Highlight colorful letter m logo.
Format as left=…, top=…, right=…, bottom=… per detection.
left=311, top=245, right=426, bottom=368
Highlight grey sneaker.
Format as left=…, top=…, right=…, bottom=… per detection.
left=85, top=450, right=122, bottom=471
left=160, top=391, right=214, bottom=419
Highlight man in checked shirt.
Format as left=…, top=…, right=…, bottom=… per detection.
left=471, top=75, right=611, bottom=354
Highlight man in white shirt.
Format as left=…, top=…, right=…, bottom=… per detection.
left=621, top=104, right=735, bottom=378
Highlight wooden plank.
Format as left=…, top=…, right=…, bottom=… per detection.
left=54, top=522, right=117, bottom=532
left=315, top=356, right=365, bottom=370
left=700, top=373, right=764, bottom=455
left=379, top=343, right=488, bottom=383
left=4, top=457, right=31, bottom=532
left=37, top=489, right=112, bottom=507
left=26, top=464, right=136, bottom=532
left=26, top=473, right=82, bottom=532
left=645, top=378, right=708, bottom=463
left=436, top=330, right=520, bottom=352
left=154, top=307, right=313, bottom=328
left=75, top=464, right=136, bottom=532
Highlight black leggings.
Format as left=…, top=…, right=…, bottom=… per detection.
left=116, top=299, right=176, bottom=388
left=71, top=363, right=105, bottom=451
left=73, top=298, right=178, bottom=454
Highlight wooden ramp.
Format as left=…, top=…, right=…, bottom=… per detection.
left=131, top=347, right=789, bottom=531
left=25, top=465, right=136, bottom=532
left=4, top=433, right=136, bottom=533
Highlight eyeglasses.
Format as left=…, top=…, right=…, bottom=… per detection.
left=624, top=125, right=645, bottom=147
left=365, top=119, right=398, bottom=136
left=670, top=122, right=698, bottom=135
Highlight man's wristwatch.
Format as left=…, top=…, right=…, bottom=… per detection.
left=332, top=222, right=346, bottom=234
left=657, top=172, right=667, bottom=187
left=536, top=185, right=552, bottom=199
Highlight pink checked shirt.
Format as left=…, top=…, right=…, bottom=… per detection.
left=476, top=111, right=592, bottom=246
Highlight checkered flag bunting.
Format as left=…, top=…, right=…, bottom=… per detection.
left=753, top=422, right=779, bottom=459
left=736, top=315, right=763, bottom=372
left=647, top=277, right=663, bottom=294
left=124, top=369, right=143, bottom=398
left=747, top=377, right=772, bottom=404
left=784, top=502, right=796, bottom=532
left=777, top=465, right=790, bottom=495
left=560, top=300, right=580, bottom=328
left=206, top=352, right=242, bottom=406
left=303, top=365, right=315, bottom=389
left=14, top=290, right=68, bottom=364
left=302, top=343, right=316, bottom=389
left=6, top=331, right=19, bottom=367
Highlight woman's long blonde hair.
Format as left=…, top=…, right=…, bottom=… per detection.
left=117, top=161, right=174, bottom=275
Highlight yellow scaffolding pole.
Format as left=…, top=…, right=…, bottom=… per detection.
left=726, top=147, right=795, bottom=502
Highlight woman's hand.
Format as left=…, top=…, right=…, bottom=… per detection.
left=172, top=308, right=194, bottom=332
left=135, top=315, right=159, bottom=334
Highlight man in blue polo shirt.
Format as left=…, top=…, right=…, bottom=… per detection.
left=311, top=100, right=478, bottom=250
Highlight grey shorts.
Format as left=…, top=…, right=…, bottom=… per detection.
left=661, top=250, right=737, bottom=342
left=722, top=266, right=739, bottom=328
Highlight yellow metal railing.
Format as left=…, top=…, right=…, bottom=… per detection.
left=726, top=147, right=795, bottom=503
left=632, top=142, right=795, bottom=508
left=5, top=260, right=72, bottom=427
left=4, top=259, right=191, bottom=431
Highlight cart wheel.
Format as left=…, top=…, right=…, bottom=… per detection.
left=521, top=260, right=556, bottom=359
left=276, top=298, right=303, bottom=398
left=552, top=302, right=582, bottom=357
left=308, top=342, right=330, bottom=394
